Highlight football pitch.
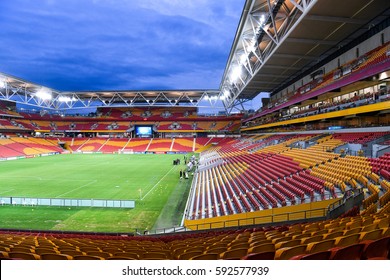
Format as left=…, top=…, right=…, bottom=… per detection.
left=0, top=153, right=193, bottom=233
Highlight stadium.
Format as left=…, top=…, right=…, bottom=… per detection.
left=0, top=0, right=390, bottom=261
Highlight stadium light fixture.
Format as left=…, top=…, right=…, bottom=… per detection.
left=59, top=96, right=77, bottom=102
left=259, top=14, right=265, bottom=25
left=36, top=88, right=52, bottom=100
left=239, top=53, right=247, bottom=64
left=230, top=66, right=242, bottom=82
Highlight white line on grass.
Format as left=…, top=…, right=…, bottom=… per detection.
left=141, top=166, right=176, bottom=201
left=55, top=180, right=97, bottom=198
left=0, top=189, right=15, bottom=195
left=0, top=176, right=97, bottom=182
left=0, top=176, right=43, bottom=180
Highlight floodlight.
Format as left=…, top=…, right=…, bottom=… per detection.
left=260, top=14, right=265, bottom=25
left=59, top=96, right=76, bottom=102
left=36, top=89, right=52, bottom=100
left=239, top=53, right=247, bottom=64
left=230, top=66, right=242, bottom=82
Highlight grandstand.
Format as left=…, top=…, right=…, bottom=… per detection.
left=1, top=0, right=390, bottom=261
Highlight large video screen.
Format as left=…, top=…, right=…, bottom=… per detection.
left=135, top=125, right=152, bottom=136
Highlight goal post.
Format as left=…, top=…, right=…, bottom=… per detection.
left=119, top=149, right=134, bottom=154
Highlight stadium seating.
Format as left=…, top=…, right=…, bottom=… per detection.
left=0, top=209, right=387, bottom=260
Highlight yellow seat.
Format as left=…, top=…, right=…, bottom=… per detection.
left=8, top=252, right=40, bottom=260
left=359, top=229, right=383, bottom=242
left=334, top=233, right=361, bottom=247
left=342, top=228, right=362, bottom=236
left=374, top=217, right=390, bottom=229
left=35, top=247, right=59, bottom=255
left=248, top=243, right=275, bottom=254
left=9, top=246, right=35, bottom=254
left=228, top=243, right=249, bottom=250
left=40, top=253, right=72, bottom=260
left=322, top=231, right=343, bottom=240
left=306, top=239, right=335, bottom=254
left=190, top=253, right=219, bottom=260
left=274, top=245, right=307, bottom=260
left=205, top=247, right=227, bottom=254
left=249, top=239, right=273, bottom=247
left=106, top=256, right=137, bottom=260
left=291, top=233, right=312, bottom=240
left=113, top=252, right=140, bottom=259
left=301, top=235, right=323, bottom=245
left=220, top=248, right=248, bottom=260
left=379, top=225, right=390, bottom=236
left=271, top=236, right=291, bottom=244
left=177, top=251, right=203, bottom=260
left=84, top=251, right=113, bottom=259
left=72, top=255, right=104, bottom=260
left=275, top=240, right=301, bottom=250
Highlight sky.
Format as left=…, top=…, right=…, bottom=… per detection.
left=0, top=0, right=246, bottom=92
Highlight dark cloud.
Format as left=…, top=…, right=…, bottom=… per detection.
left=0, top=0, right=244, bottom=91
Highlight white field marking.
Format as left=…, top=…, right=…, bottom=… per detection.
left=0, top=176, right=43, bottom=180
left=0, top=189, right=15, bottom=195
left=141, top=166, right=176, bottom=201
left=0, top=176, right=95, bottom=182
left=55, top=180, right=97, bottom=198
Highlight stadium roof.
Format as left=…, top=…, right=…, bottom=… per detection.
left=221, top=0, right=390, bottom=109
left=0, top=72, right=221, bottom=109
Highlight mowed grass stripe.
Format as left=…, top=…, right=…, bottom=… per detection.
left=0, top=153, right=182, bottom=199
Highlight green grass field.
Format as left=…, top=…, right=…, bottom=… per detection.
left=0, top=154, right=193, bottom=233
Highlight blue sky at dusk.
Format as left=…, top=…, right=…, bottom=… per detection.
left=0, top=0, right=246, bottom=92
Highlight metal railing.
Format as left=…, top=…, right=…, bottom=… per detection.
left=143, top=207, right=328, bottom=235
left=186, top=208, right=328, bottom=231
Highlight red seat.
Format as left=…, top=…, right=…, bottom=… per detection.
left=290, top=251, right=332, bottom=260
left=330, top=244, right=365, bottom=260
left=241, top=251, right=275, bottom=260
left=361, top=237, right=390, bottom=260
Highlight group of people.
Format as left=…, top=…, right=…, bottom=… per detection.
left=179, top=169, right=189, bottom=180
left=179, top=155, right=198, bottom=180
